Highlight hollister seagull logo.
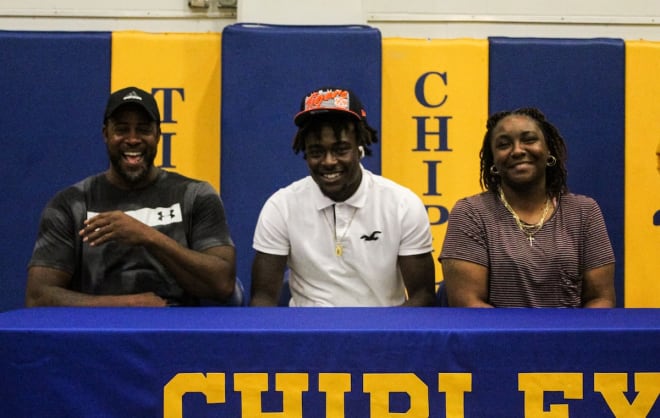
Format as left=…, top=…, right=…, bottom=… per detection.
left=360, top=231, right=382, bottom=241
left=123, top=91, right=143, bottom=102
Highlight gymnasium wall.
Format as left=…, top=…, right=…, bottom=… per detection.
left=1, top=25, right=658, bottom=310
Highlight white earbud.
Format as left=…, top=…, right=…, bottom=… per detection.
left=358, top=146, right=365, bottom=159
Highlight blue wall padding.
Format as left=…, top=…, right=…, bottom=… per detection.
left=220, top=24, right=383, bottom=298
left=0, top=31, right=111, bottom=310
left=488, top=37, right=625, bottom=306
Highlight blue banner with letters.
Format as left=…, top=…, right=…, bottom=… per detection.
left=0, top=308, right=658, bottom=417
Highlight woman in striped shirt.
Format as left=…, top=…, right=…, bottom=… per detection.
left=439, top=108, right=615, bottom=308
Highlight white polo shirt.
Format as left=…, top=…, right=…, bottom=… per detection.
left=253, top=167, right=433, bottom=306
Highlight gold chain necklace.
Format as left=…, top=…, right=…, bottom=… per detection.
left=498, top=188, right=550, bottom=247
left=323, top=205, right=359, bottom=256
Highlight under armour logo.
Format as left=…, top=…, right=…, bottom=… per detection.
left=158, top=209, right=176, bottom=221
left=360, top=231, right=382, bottom=241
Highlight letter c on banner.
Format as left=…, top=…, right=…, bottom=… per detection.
left=163, top=373, right=226, bottom=418
left=415, top=72, right=448, bottom=108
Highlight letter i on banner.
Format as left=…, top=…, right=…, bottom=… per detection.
left=382, top=39, right=488, bottom=281
left=110, top=31, right=222, bottom=192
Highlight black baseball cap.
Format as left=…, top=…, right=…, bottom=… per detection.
left=294, top=87, right=367, bottom=127
left=103, top=86, right=161, bottom=123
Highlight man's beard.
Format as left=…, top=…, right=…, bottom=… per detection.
left=108, top=150, right=156, bottom=186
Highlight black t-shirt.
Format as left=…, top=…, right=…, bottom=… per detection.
left=29, top=170, right=233, bottom=305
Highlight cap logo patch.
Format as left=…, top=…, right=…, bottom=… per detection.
left=304, top=89, right=349, bottom=112
left=122, top=91, right=143, bottom=101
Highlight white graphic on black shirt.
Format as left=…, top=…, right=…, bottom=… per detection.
left=87, top=203, right=183, bottom=227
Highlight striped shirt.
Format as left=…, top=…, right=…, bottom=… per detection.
left=439, top=192, right=614, bottom=307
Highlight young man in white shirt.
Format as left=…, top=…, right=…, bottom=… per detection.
left=250, top=87, right=435, bottom=307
